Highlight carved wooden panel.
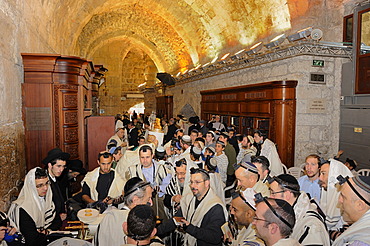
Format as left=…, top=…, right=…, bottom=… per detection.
left=64, top=111, right=78, bottom=125
left=221, top=93, right=237, bottom=100
left=64, top=127, right=79, bottom=143
left=245, top=91, right=267, bottom=99
left=63, top=94, right=78, bottom=108
left=65, top=144, right=79, bottom=159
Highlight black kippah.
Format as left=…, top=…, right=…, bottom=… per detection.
left=124, top=177, right=143, bottom=194
left=277, top=174, right=298, bottom=186
left=131, top=204, right=154, bottom=220
left=275, top=198, right=295, bottom=217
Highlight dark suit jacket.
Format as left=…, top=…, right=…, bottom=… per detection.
left=47, top=173, right=64, bottom=229
left=165, top=124, right=178, bottom=144
left=128, top=127, right=139, bottom=147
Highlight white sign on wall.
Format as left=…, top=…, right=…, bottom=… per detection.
left=307, top=99, right=327, bottom=113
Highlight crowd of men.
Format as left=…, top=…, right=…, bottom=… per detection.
left=1, top=113, right=369, bottom=246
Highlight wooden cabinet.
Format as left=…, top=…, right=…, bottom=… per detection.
left=156, top=96, right=173, bottom=118
left=22, top=54, right=102, bottom=170
left=201, top=80, right=297, bottom=167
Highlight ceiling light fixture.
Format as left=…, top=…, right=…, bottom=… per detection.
left=287, top=27, right=312, bottom=42
left=265, top=34, right=286, bottom=49
left=246, top=42, right=263, bottom=56
left=211, top=56, right=218, bottom=63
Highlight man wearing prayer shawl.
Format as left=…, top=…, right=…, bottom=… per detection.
left=81, top=151, right=125, bottom=206
left=8, top=168, right=58, bottom=246
left=125, top=145, right=172, bottom=221
left=157, top=168, right=227, bottom=246
left=332, top=175, right=370, bottom=246
left=319, top=159, right=353, bottom=230
left=93, top=178, right=153, bottom=246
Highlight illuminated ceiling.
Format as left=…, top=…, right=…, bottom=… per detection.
left=49, top=0, right=294, bottom=73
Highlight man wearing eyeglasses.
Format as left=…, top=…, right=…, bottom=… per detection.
left=332, top=175, right=370, bottom=246
left=252, top=197, right=300, bottom=246
left=81, top=151, right=125, bottom=205
left=157, top=168, right=227, bottom=246
left=165, top=159, right=190, bottom=215
left=269, top=174, right=330, bottom=246
left=8, top=168, right=59, bottom=246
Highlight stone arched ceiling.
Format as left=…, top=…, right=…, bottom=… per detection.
left=47, top=0, right=294, bottom=73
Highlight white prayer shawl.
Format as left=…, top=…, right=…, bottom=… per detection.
left=166, top=152, right=199, bottom=195
left=166, top=163, right=193, bottom=197
left=209, top=172, right=226, bottom=204
left=82, top=168, right=125, bottom=201
left=8, top=168, right=56, bottom=231
left=93, top=206, right=130, bottom=246
left=233, top=224, right=264, bottom=246
left=107, top=132, right=128, bottom=155
left=116, top=143, right=156, bottom=180
left=180, top=188, right=227, bottom=246
left=319, top=159, right=353, bottom=230
left=260, top=139, right=283, bottom=176
left=332, top=209, right=370, bottom=246
left=273, top=238, right=301, bottom=246
left=178, top=147, right=193, bottom=166
left=290, top=192, right=330, bottom=246
left=253, top=180, right=270, bottom=197
left=236, top=144, right=257, bottom=164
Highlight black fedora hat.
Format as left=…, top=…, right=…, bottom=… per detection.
left=67, top=159, right=87, bottom=175
left=42, top=148, right=70, bottom=165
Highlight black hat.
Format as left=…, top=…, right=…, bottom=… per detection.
left=42, top=148, right=70, bottom=165
left=67, top=159, right=87, bottom=175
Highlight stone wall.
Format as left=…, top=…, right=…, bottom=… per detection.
left=0, top=0, right=55, bottom=209
left=167, top=54, right=349, bottom=165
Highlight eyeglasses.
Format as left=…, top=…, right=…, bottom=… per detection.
left=36, top=180, right=51, bottom=189
left=190, top=180, right=205, bottom=185
left=268, top=176, right=299, bottom=192
left=269, top=188, right=286, bottom=195
left=253, top=216, right=270, bottom=223
left=254, top=193, right=293, bottom=229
